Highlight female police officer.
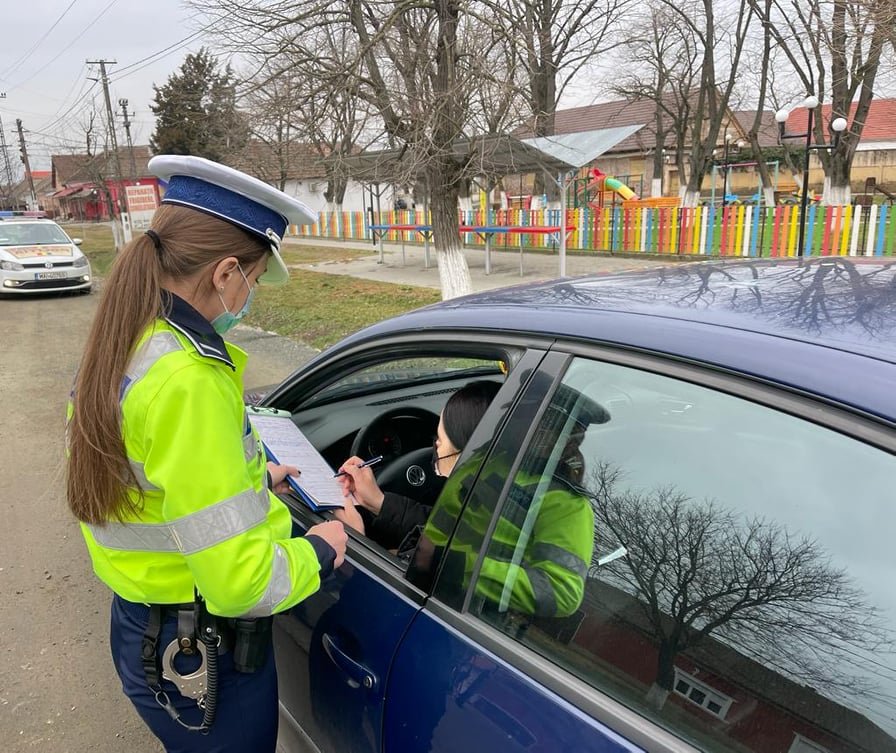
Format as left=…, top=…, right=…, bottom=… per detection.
left=66, top=155, right=347, bottom=752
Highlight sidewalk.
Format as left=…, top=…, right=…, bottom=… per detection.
left=283, top=235, right=668, bottom=293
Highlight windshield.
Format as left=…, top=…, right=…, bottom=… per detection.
left=0, top=222, right=71, bottom=246
left=312, top=357, right=505, bottom=404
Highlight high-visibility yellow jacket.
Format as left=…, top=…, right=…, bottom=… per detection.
left=70, top=295, right=328, bottom=618
left=425, top=462, right=593, bottom=618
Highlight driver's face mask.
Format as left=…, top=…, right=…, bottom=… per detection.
left=431, top=440, right=460, bottom=477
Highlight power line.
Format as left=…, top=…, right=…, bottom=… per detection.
left=38, top=79, right=100, bottom=137
left=110, top=28, right=209, bottom=82
left=7, top=0, right=119, bottom=92
left=1, top=0, right=80, bottom=83
left=110, top=27, right=208, bottom=83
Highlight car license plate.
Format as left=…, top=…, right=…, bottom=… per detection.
left=35, top=271, right=69, bottom=280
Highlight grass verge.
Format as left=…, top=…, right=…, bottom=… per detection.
left=74, top=223, right=440, bottom=351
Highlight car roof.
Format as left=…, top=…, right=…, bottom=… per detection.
left=341, top=258, right=896, bottom=423
left=0, top=218, right=58, bottom=224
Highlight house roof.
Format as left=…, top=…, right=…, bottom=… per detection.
left=731, top=110, right=780, bottom=149
left=778, top=98, right=896, bottom=142
left=227, top=140, right=329, bottom=183
left=518, top=91, right=751, bottom=157
left=334, top=134, right=589, bottom=183
left=51, top=145, right=154, bottom=187
left=8, top=172, right=54, bottom=202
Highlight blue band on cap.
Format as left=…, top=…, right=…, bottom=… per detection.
left=161, top=175, right=288, bottom=242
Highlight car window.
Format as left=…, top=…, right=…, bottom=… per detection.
left=310, top=357, right=505, bottom=405
left=0, top=222, right=71, bottom=246
left=464, top=357, right=896, bottom=752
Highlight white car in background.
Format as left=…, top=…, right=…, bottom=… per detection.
left=0, top=217, right=92, bottom=295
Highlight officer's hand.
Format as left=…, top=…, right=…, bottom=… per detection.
left=336, top=456, right=385, bottom=514
left=267, top=462, right=300, bottom=494
left=307, top=520, right=348, bottom=569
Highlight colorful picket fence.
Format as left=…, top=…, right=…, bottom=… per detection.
left=289, top=205, right=896, bottom=257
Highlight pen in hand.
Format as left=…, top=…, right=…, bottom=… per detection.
left=333, top=455, right=384, bottom=478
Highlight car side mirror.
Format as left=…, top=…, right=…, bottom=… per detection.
left=72, top=238, right=83, bottom=246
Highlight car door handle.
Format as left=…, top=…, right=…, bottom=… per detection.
left=321, top=633, right=378, bottom=691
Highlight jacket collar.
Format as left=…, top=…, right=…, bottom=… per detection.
left=162, top=290, right=235, bottom=369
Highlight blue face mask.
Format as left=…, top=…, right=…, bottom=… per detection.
left=211, top=265, right=254, bottom=335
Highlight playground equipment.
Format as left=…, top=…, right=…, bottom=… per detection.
left=577, top=168, right=639, bottom=208
left=709, top=159, right=781, bottom=206
left=863, top=177, right=896, bottom=206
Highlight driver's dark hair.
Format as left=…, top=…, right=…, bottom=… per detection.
left=442, top=380, right=502, bottom=451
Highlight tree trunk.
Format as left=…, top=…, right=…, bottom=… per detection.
left=680, top=186, right=701, bottom=208
left=428, top=0, right=472, bottom=300
left=823, top=176, right=851, bottom=206
left=762, top=186, right=775, bottom=207
left=646, top=640, right=678, bottom=711
left=530, top=21, right=558, bottom=203
left=430, top=169, right=471, bottom=300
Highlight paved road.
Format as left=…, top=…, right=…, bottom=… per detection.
left=0, top=287, right=316, bottom=753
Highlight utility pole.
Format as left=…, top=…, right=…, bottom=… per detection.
left=0, top=117, right=13, bottom=206
left=118, top=98, right=137, bottom=178
left=0, top=93, right=16, bottom=208
left=88, top=59, right=131, bottom=246
left=15, top=118, right=38, bottom=211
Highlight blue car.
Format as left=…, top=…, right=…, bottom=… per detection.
left=261, top=257, right=896, bottom=753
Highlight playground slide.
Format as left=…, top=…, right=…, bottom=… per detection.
left=603, top=176, right=637, bottom=201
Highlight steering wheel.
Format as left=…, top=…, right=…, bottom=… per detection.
left=350, top=407, right=444, bottom=503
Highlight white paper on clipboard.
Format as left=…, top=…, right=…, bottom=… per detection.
left=247, top=408, right=345, bottom=510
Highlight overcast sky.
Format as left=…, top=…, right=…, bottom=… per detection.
left=0, top=0, right=205, bottom=171
left=0, top=0, right=615, bottom=177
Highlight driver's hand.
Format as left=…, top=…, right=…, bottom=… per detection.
left=337, top=456, right=386, bottom=515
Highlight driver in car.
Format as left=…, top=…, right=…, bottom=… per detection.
left=334, top=380, right=501, bottom=550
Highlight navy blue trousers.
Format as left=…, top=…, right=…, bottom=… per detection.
left=110, top=595, right=278, bottom=753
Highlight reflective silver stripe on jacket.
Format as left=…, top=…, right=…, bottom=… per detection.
left=87, top=487, right=270, bottom=554
left=524, top=567, right=558, bottom=617
left=241, top=544, right=292, bottom=617
left=121, top=331, right=183, bottom=405
left=243, top=426, right=259, bottom=463
left=530, top=542, right=588, bottom=580
left=129, top=460, right=159, bottom=492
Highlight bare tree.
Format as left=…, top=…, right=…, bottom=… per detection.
left=657, top=0, right=753, bottom=207
left=190, top=0, right=528, bottom=299
left=752, top=0, right=888, bottom=205
left=589, top=463, right=892, bottom=710
left=239, top=49, right=370, bottom=210
left=612, top=2, right=701, bottom=198
left=500, top=0, right=627, bottom=200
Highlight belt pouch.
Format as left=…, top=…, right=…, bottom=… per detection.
left=231, top=617, right=273, bottom=673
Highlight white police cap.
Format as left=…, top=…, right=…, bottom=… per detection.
left=148, top=154, right=317, bottom=284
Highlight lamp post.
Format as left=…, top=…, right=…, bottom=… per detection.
left=775, top=94, right=848, bottom=256
left=716, top=132, right=745, bottom=208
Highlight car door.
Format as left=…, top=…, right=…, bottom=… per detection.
left=382, top=353, right=660, bottom=752
left=391, top=346, right=896, bottom=753
left=270, top=338, right=547, bottom=753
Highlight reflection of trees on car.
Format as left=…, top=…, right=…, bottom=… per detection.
left=586, top=462, right=893, bottom=712
left=476, top=259, right=896, bottom=339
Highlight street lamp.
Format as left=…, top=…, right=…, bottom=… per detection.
left=775, top=94, right=848, bottom=256
left=715, top=132, right=745, bottom=208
